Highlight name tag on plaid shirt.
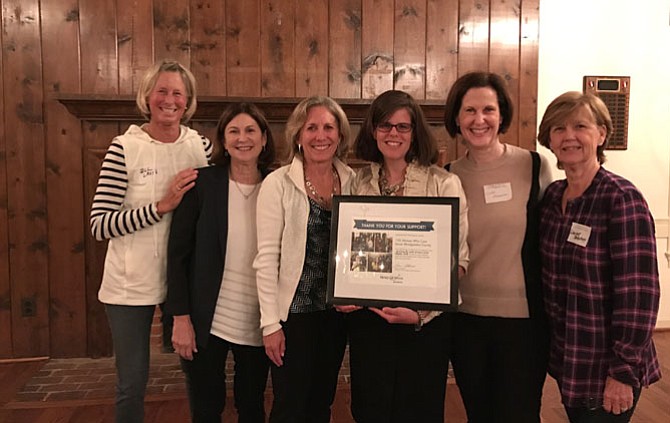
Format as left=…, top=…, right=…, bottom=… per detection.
left=568, top=222, right=591, bottom=247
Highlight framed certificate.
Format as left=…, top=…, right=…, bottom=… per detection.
left=327, top=195, right=460, bottom=311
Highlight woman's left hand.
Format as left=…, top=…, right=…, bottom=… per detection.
left=156, top=168, right=199, bottom=216
left=370, top=307, right=419, bottom=325
left=602, top=376, right=634, bottom=415
left=335, top=305, right=363, bottom=313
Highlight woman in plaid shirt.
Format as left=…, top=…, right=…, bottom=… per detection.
left=537, top=91, right=661, bottom=422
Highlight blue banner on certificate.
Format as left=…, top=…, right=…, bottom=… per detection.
left=327, top=195, right=459, bottom=311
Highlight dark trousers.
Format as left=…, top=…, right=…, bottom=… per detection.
left=180, top=334, right=269, bottom=423
left=269, top=309, right=347, bottom=423
left=450, top=313, right=548, bottom=423
left=347, top=309, right=452, bottom=423
left=564, top=387, right=641, bottom=423
left=106, top=304, right=155, bottom=423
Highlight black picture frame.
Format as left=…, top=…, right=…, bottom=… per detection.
left=327, top=195, right=460, bottom=311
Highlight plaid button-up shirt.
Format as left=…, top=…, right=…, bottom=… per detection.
left=539, top=167, right=661, bottom=408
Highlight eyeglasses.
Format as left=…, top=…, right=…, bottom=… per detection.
left=376, top=122, right=413, bottom=133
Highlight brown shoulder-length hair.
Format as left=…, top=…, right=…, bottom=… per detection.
left=211, top=103, right=276, bottom=175
left=537, top=91, right=612, bottom=166
left=354, top=90, right=438, bottom=166
left=443, top=72, right=514, bottom=138
left=284, top=96, right=351, bottom=163
left=136, top=59, right=198, bottom=123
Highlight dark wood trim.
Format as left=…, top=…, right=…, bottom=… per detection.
left=57, top=95, right=447, bottom=124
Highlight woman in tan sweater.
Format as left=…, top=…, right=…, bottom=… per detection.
left=444, top=72, right=553, bottom=423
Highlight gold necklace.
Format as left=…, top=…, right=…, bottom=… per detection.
left=304, top=166, right=340, bottom=206
left=233, top=179, right=259, bottom=200
left=379, top=167, right=405, bottom=196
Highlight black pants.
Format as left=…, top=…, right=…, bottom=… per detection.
left=347, top=309, right=452, bottom=423
left=269, top=309, right=347, bottom=423
left=450, top=313, right=548, bottom=423
left=565, top=386, right=642, bottom=423
left=180, top=334, right=269, bottom=423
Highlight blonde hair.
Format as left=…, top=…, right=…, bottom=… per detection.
left=135, top=59, right=198, bottom=123
left=284, top=96, right=351, bottom=163
left=538, top=91, right=613, bottom=164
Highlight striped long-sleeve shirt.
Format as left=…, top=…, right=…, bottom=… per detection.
left=90, top=127, right=212, bottom=240
left=90, top=124, right=212, bottom=305
left=539, top=167, right=661, bottom=408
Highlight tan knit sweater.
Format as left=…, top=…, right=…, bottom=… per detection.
left=449, top=144, right=552, bottom=318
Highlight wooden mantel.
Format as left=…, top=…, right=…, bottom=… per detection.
left=57, top=95, right=447, bottom=124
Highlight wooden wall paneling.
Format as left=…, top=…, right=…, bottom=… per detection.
left=225, top=0, right=261, bottom=96
left=0, top=1, right=11, bottom=358
left=268, top=122, right=289, bottom=162
left=190, top=0, right=227, bottom=95
left=518, top=0, right=539, bottom=151
left=457, top=0, right=490, bottom=76
left=328, top=0, right=362, bottom=98
left=153, top=0, right=191, bottom=66
left=361, top=0, right=394, bottom=98
left=190, top=121, right=217, bottom=154
left=425, top=0, right=459, bottom=100
left=83, top=122, right=121, bottom=357
left=434, top=125, right=457, bottom=165
left=392, top=0, right=426, bottom=99
left=79, top=0, right=118, bottom=357
left=79, top=0, right=118, bottom=94
left=295, top=0, right=328, bottom=96
left=455, top=0, right=489, bottom=158
left=261, top=0, right=296, bottom=97
left=489, top=0, right=521, bottom=147
left=117, top=0, right=153, bottom=94
left=2, top=0, right=49, bottom=357
left=41, top=0, right=87, bottom=357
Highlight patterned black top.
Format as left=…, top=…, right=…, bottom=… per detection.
left=289, top=198, right=332, bottom=313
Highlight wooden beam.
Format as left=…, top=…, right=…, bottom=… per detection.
left=57, top=95, right=448, bottom=125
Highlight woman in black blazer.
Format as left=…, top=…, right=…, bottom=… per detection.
left=166, top=103, right=276, bottom=423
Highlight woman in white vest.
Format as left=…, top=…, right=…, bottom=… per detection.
left=89, top=60, right=211, bottom=423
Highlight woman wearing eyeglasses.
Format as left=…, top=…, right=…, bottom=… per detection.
left=344, top=90, right=470, bottom=422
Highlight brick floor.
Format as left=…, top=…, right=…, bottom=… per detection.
left=11, top=353, right=187, bottom=403
left=11, top=348, right=353, bottom=404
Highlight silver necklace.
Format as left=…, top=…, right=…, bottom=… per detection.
left=304, top=166, right=340, bottom=207
left=379, top=167, right=405, bottom=196
left=233, top=179, right=259, bottom=200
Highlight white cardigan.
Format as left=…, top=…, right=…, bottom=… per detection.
left=254, top=156, right=356, bottom=336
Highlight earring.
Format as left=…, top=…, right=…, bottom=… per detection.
left=262, top=144, right=266, bottom=152
left=298, top=144, right=303, bottom=155
left=224, top=150, right=229, bottom=157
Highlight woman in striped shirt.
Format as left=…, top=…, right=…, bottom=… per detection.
left=89, top=60, right=211, bottom=423
left=166, top=102, right=276, bottom=422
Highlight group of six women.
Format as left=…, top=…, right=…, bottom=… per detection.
left=90, top=59, right=661, bottom=423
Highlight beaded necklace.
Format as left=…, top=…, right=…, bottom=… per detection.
left=304, top=166, right=340, bottom=207
left=379, top=167, right=405, bottom=196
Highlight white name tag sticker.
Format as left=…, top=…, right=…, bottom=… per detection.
left=567, top=222, right=591, bottom=247
left=483, top=182, right=513, bottom=204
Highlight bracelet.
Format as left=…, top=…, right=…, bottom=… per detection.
left=414, top=310, right=424, bottom=332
